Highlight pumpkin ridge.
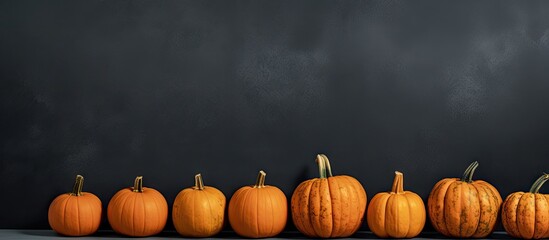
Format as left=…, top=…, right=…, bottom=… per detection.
left=325, top=177, right=335, bottom=237
left=328, top=176, right=342, bottom=237
left=76, top=197, right=81, bottom=235
left=116, top=191, right=130, bottom=234
left=470, top=184, right=483, bottom=237
left=504, top=193, right=522, bottom=237
left=535, top=194, right=549, bottom=238
left=516, top=193, right=531, bottom=239
left=533, top=193, right=537, bottom=238
left=140, top=193, right=145, bottom=236
left=61, top=195, right=70, bottom=233
left=404, top=193, right=412, bottom=237
left=486, top=185, right=498, bottom=236
left=87, top=198, right=94, bottom=234
left=129, top=194, right=137, bottom=236
left=344, top=176, right=361, bottom=235
left=428, top=179, right=452, bottom=236
left=438, top=180, right=452, bottom=236
left=443, top=182, right=458, bottom=237
left=297, top=180, right=315, bottom=237
left=206, top=190, right=215, bottom=235
left=471, top=184, right=488, bottom=237
left=254, top=189, right=260, bottom=237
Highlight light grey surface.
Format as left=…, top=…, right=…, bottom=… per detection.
left=0, top=230, right=515, bottom=239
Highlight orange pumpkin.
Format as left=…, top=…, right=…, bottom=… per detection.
left=48, top=175, right=102, bottom=236
left=107, top=176, right=168, bottom=237
left=291, top=154, right=367, bottom=238
left=228, top=170, right=288, bottom=238
left=502, top=173, right=549, bottom=239
left=172, top=173, right=226, bottom=237
left=367, top=171, right=425, bottom=238
left=427, top=161, right=502, bottom=238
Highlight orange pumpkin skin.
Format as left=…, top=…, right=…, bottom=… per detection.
left=502, top=173, right=549, bottom=239
left=172, top=174, right=226, bottom=237
left=48, top=175, right=101, bottom=236
left=291, top=154, right=367, bottom=238
left=427, top=162, right=502, bottom=238
left=228, top=171, right=288, bottom=238
left=367, top=171, right=425, bottom=238
left=107, top=176, right=168, bottom=237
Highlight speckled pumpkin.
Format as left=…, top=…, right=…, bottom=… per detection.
left=502, top=173, right=549, bottom=239
left=291, top=154, right=367, bottom=238
left=427, top=161, right=502, bottom=238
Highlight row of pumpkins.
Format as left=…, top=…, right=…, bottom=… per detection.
left=48, top=154, right=549, bottom=239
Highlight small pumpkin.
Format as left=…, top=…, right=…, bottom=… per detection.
left=48, top=175, right=102, bottom=236
left=502, top=173, right=549, bottom=239
left=367, top=171, right=426, bottom=238
left=228, top=170, right=288, bottom=238
left=291, top=154, right=367, bottom=238
left=107, top=176, right=168, bottom=237
left=172, top=173, right=226, bottom=237
left=427, top=161, right=502, bottom=238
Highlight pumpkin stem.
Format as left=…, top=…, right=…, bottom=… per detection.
left=316, top=154, right=327, bottom=179
left=319, top=154, right=334, bottom=177
left=254, top=170, right=266, bottom=188
left=460, top=161, right=479, bottom=183
left=391, top=171, right=404, bottom=194
left=70, top=175, right=84, bottom=196
left=529, top=173, right=549, bottom=193
left=194, top=173, right=205, bottom=190
left=133, top=176, right=143, bottom=193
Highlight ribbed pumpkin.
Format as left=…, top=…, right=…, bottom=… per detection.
left=427, top=161, right=502, bottom=238
left=502, top=173, right=549, bottom=239
left=291, top=154, right=367, bottom=238
left=228, top=170, right=287, bottom=238
left=48, top=175, right=102, bottom=236
left=107, top=176, right=168, bottom=237
left=367, top=171, right=425, bottom=238
left=172, top=173, right=226, bottom=237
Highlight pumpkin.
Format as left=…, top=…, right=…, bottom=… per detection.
left=228, top=170, right=288, bottom=238
left=107, top=176, right=168, bottom=237
left=48, top=175, right=102, bottom=236
left=427, top=161, right=502, bottom=238
left=172, top=173, right=226, bottom=237
left=291, top=154, right=367, bottom=238
left=367, top=171, right=425, bottom=238
left=502, top=173, right=549, bottom=239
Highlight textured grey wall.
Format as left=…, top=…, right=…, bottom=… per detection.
left=1, top=0, right=549, bottom=231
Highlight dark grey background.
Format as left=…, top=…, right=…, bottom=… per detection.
left=1, top=0, right=549, bottom=232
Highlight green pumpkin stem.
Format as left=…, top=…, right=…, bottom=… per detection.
left=254, top=170, right=266, bottom=188
left=316, top=154, right=327, bottom=178
left=529, top=173, right=549, bottom=193
left=194, top=173, right=205, bottom=190
left=392, top=171, right=404, bottom=194
left=320, top=154, right=334, bottom=177
left=461, top=161, right=479, bottom=183
left=133, top=176, right=144, bottom=193
left=70, top=175, right=84, bottom=196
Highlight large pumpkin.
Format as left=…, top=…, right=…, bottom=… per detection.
left=48, top=175, right=102, bottom=236
left=228, top=170, right=288, bottom=238
left=172, top=173, right=226, bottom=237
left=367, top=171, right=425, bottom=238
left=291, top=154, right=367, bottom=238
left=427, top=161, right=502, bottom=238
left=107, top=176, right=168, bottom=237
left=502, top=173, right=549, bottom=239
